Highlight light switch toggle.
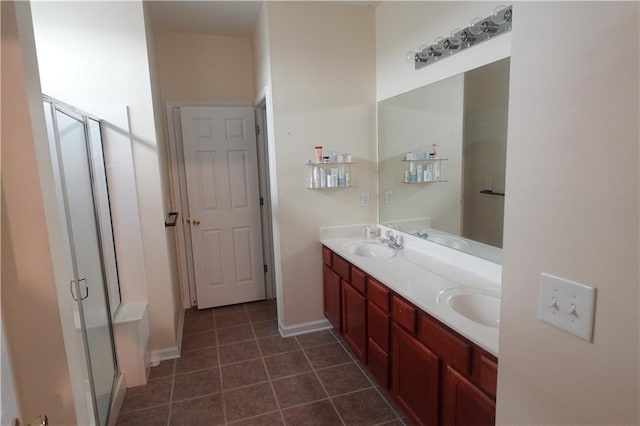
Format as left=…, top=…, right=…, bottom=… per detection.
left=537, top=273, right=596, bottom=342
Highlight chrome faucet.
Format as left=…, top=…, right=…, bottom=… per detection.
left=381, top=230, right=404, bottom=250
left=414, top=229, right=429, bottom=239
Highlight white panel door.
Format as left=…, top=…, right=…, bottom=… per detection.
left=181, top=106, right=265, bottom=308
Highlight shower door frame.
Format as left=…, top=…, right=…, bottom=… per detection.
left=44, top=96, right=120, bottom=426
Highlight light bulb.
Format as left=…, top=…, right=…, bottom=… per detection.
left=444, top=29, right=462, bottom=52
left=491, top=5, right=508, bottom=25
left=468, top=17, right=484, bottom=36
left=431, top=36, right=445, bottom=53
left=405, top=51, right=417, bottom=64
left=417, top=44, right=430, bottom=59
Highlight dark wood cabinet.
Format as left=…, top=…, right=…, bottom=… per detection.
left=392, top=323, right=440, bottom=426
left=367, top=278, right=390, bottom=389
left=322, top=264, right=342, bottom=332
left=442, top=366, right=495, bottom=426
left=342, top=281, right=367, bottom=363
left=321, top=245, right=497, bottom=426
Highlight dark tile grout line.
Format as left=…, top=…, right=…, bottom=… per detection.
left=165, top=356, right=177, bottom=426
left=310, top=333, right=404, bottom=423
left=213, top=307, right=229, bottom=425
left=295, top=334, right=347, bottom=426
left=120, top=302, right=408, bottom=426
left=251, top=304, right=287, bottom=426
left=328, top=328, right=406, bottom=424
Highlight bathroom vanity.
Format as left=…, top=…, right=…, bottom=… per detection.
left=321, top=226, right=500, bottom=426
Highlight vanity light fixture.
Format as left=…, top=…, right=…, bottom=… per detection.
left=405, top=4, right=512, bottom=70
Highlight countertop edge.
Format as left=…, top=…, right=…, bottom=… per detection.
left=321, top=237, right=500, bottom=357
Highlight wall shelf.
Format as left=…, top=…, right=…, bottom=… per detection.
left=307, top=161, right=356, bottom=190
left=401, top=158, right=447, bottom=184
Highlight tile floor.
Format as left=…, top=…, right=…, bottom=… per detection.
left=116, top=299, right=408, bottom=426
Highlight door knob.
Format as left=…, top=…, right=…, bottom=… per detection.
left=187, top=217, right=201, bottom=226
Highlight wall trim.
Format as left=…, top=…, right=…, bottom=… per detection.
left=278, top=318, right=332, bottom=338
left=148, top=307, right=184, bottom=364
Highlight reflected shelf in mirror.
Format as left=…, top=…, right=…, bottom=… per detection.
left=378, top=58, right=510, bottom=264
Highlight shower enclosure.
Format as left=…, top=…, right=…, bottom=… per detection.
left=42, top=96, right=120, bottom=426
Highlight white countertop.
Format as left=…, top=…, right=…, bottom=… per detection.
left=320, top=224, right=501, bottom=356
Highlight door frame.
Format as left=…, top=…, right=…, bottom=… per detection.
left=166, top=101, right=276, bottom=308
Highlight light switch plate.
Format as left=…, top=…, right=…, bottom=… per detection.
left=360, top=191, right=370, bottom=207
left=537, top=273, right=596, bottom=342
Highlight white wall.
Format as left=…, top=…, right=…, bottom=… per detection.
left=375, top=1, right=510, bottom=101
left=264, top=2, right=377, bottom=327
left=1, top=1, right=78, bottom=423
left=253, top=4, right=272, bottom=98
left=30, top=1, right=182, bottom=355
left=155, top=31, right=255, bottom=104
left=497, top=3, right=639, bottom=424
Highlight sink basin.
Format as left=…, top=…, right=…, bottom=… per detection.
left=439, top=289, right=500, bottom=328
left=346, top=241, right=397, bottom=260
left=428, top=235, right=469, bottom=249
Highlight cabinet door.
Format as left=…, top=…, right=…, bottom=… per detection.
left=392, top=324, right=439, bottom=426
left=442, top=366, right=495, bottom=426
left=342, top=282, right=367, bottom=363
left=323, top=264, right=342, bottom=332
left=368, top=338, right=389, bottom=389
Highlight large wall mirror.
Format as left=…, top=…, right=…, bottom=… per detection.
left=378, top=58, right=510, bottom=263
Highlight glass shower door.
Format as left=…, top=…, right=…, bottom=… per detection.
left=52, top=108, right=118, bottom=426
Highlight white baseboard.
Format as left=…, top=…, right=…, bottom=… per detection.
left=148, top=307, right=185, bottom=364
left=108, top=374, right=126, bottom=426
left=278, top=318, right=332, bottom=337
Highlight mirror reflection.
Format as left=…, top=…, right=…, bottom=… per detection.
left=378, top=58, right=510, bottom=263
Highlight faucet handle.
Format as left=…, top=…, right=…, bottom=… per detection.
left=385, top=230, right=393, bottom=237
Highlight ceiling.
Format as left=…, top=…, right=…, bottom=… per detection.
left=146, top=1, right=264, bottom=38
left=145, top=1, right=379, bottom=38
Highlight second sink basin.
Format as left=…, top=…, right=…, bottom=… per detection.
left=346, top=241, right=397, bottom=260
left=439, top=288, right=501, bottom=329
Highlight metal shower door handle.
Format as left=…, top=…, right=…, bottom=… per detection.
left=70, top=278, right=89, bottom=301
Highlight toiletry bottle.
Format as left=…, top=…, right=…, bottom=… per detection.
left=338, top=166, right=345, bottom=187
left=345, top=172, right=350, bottom=186
left=313, top=166, right=320, bottom=188
left=433, top=160, right=441, bottom=181
left=426, top=163, right=433, bottom=181
left=404, top=170, right=410, bottom=183
left=416, top=164, right=423, bottom=182
left=409, top=162, right=417, bottom=183
left=314, top=146, right=323, bottom=163
left=332, top=152, right=337, bottom=163
left=319, top=168, right=326, bottom=188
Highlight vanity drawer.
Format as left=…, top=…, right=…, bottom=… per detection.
left=479, top=355, right=498, bottom=399
left=418, top=313, right=471, bottom=375
left=322, top=246, right=332, bottom=266
left=368, top=278, right=390, bottom=312
left=332, top=254, right=351, bottom=282
left=368, top=301, right=389, bottom=351
left=392, top=296, right=416, bottom=334
left=351, top=267, right=367, bottom=295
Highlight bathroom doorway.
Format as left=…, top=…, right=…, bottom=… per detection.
left=167, top=103, right=275, bottom=309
